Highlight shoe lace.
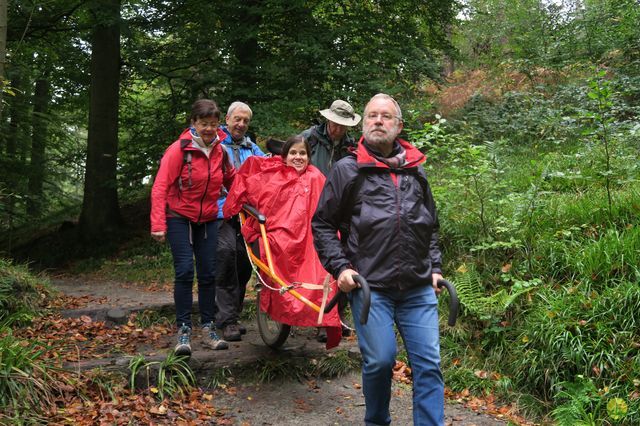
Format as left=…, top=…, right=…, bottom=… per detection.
left=178, top=325, right=191, bottom=345
left=178, top=333, right=190, bottom=345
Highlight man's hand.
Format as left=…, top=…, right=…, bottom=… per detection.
left=337, top=268, right=359, bottom=293
left=432, top=273, right=443, bottom=295
left=151, top=231, right=166, bottom=242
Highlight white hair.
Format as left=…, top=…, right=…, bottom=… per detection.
left=364, top=93, right=402, bottom=121
left=226, top=101, right=253, bottom=119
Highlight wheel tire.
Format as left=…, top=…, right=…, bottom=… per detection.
left=256, top=287, right=291, bottom=348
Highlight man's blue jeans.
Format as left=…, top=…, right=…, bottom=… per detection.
left=166, top=217, right=219, bottom=328
left=350, top=285, right=444, bottom=426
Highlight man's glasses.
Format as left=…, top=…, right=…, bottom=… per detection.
left=365, top=112, right=399, bottom=122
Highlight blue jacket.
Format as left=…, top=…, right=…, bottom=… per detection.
left=217, top=126, right=265, bottom=218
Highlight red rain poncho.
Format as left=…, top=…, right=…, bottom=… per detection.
left=224, top=156, right=341, bottom=348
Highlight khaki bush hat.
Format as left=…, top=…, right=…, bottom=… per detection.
left=319, top=100, right=361, bottom=127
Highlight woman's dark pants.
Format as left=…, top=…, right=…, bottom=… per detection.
left=166, top=217, right=219, bottom=328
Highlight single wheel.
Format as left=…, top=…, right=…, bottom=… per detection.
left=256, top=286, right=291, bottom=348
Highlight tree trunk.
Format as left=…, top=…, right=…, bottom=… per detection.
left=27, top=77, right=48, bottom=217
left=5, top=74, right=24, bottom=159
left=442, top=23, right=455, bottom=78
left=78, top=0, right=122, bottom=241
left=0, top=0, right=7, bottom=123
left=3, top=73, right=28, bottom=232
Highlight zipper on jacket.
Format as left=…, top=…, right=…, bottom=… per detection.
left=197, top=154, right=212, bottom=223
left=392, top=173, right=403, bottom=280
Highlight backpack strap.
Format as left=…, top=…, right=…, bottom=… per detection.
left=306, top=131, right=322, bottom=155
left=220, top=145, right=230, bottom=174
left=179, top=139, right=193, bottom=191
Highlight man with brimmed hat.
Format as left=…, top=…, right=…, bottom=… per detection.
left=300, top=99, right=361, bottom=343
left=300, top=99, right=361, bottom=176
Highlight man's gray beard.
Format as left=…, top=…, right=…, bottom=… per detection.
left=364, top=129, right=396, bottom=148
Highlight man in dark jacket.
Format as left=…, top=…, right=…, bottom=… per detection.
left=300, top=99, right=361, bottom=176
left=312, top=93, right=445, bottom=426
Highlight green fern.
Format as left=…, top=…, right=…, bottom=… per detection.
left=453, top=267, right=495, bottom=319
left=551, top=376, right=600, bottom=426
left=453, top=264, right=536, bottom=320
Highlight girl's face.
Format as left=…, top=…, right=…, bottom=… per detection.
left=285, top=141, right=309, bottom=174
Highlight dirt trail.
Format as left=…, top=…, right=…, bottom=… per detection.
left=212, top=371, right=505, bottom=425
left=51, top=276, right=509, bottom=425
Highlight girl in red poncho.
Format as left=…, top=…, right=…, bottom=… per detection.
left=224, top=136, right=342, bottom=347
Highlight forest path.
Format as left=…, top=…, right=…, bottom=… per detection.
left=50, top=275, right=509, bottom=425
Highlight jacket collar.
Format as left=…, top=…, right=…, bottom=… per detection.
left=221, top=125, right=253, bottom=148
left=179, top=127, right=226, bottom=151
left=355, top=136, right=425, bottom=170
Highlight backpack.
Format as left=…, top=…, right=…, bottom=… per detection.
left=177, top=138, right=230, bottom=191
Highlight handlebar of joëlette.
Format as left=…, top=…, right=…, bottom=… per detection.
left=324, top=277, right=459, bottom=327
left=242, top=204, right=266, bottom=224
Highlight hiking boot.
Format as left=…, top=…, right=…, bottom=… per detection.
left=316, top=327, right=328, bottom=343
left=222, top=323, right=242, bottom=341
left=341, top=325, right=353, bottom=337
left=238, top=323, right=247, bottom=335
left=202, top=324, right=229, bottom=350
left=175, top=324, right=192, bottom=357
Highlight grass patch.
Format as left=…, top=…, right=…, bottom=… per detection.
left=128, top=352, right=195, bottom=400
left=0, top=258, right=53, bottom=325
left=312, top=349, right=360, bottom=378
left=0, top=330, right=67, bottom=422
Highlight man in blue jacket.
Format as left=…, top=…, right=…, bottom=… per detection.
left=312, top=93, right=445, bottom=425
left=216, top=101, right=265, bottom=342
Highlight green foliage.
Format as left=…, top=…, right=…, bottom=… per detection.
left=132, top=310, right=171, bottom=329
left=312, top=349, right=359, bottom=378
left=551, top=375, right=631, bottom=425
left=551, top=375, right=602, bottom=426
left=451, top=264, right=539, bottom=321
left=128, top=352, right=195, bottom=400
left=205, top=367, right=233, bottom=390
left=255, top=358, right=305, bottom=383
left=0, top=329, right=62, bottom=421
left=581, top=70, right=617, bottom=217
left=509, top=282, right=640, bottom=419
left=456, top=0, right=640, bottom=70
left=0, top=258, right=53, bottom=325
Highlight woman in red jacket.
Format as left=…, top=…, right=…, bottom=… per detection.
left=151, top=99, right=236, bottom=357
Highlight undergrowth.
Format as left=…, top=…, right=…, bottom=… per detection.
left=422, top=67, right=640, bottom=424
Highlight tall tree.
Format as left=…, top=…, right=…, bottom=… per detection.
left=78, top=0, right=122, bottom=241
left=27, top=76, right=48, bottom=217
left=0, top=0, right=7, bottom=123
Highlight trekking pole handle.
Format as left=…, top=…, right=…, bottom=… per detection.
left=323, top=275, right=371, bottom=325
left=437, top=279, right=459, bottom=326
